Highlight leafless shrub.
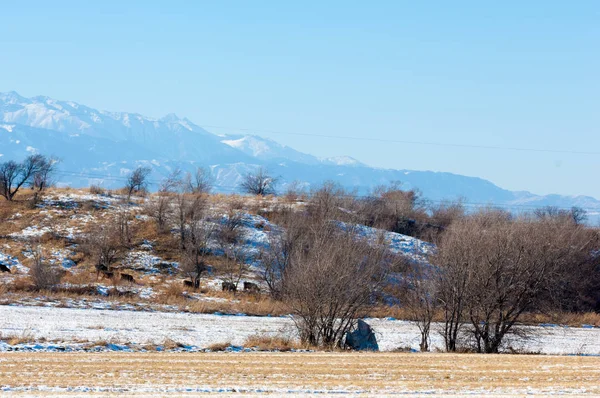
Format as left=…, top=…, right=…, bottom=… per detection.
left=31, top=156, right=59, bottom=192
left=0, top=154, right=54, bottom=201
left=124, top=166, right=151, bottom=201
left=240, top=167, right=278, bottom=196
left=29, top=246, right=65, bottom=290
left=435, top=208, right=599, bottom=353
left=217, top=209, right=244, bottom=245
left=180, top=222, right=213, bottom=288
left=84, top=224, right=121, bottom=275
left=145, top=170, right=181, bottom=234
left=174, top=190, right=207, bottom=250
left=400, top=264, right=438, bottom=351
left=219, top=247, right=250, bottom=291
left=116, top=208, right=133, bottom=246
left=264, top=209, right=390, bottom=348
left=184, top=167, right=213, bottom=194
left=89, top=184, right=106, bottom=195
left=283, top=180, right=308, bottom=202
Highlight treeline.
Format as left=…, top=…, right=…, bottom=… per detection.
left=2, top=158, right=599, bottom=353
left=256, top=177, right=600, bottom=351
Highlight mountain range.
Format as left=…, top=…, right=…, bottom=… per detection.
left=1, top=91, right=599, bottom=218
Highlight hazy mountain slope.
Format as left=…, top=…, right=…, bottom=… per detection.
left=2, top=91, right=599, bottom=216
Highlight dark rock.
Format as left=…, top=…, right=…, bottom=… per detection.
left=344, top=319, right=379, bottom=351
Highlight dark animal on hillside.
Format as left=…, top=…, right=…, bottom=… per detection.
left=243, top=281, right=260, bottom=293
left=184, top=279, right=200, bottom=289
left=99, top=270, right=115, bottom=280
left=95, top=264, right=109, bottom=280
left=222, top=281, right=237, bottom=292
left=120, top=273, right=135, bottom=283
left=0, top=264, right=11, bottom=273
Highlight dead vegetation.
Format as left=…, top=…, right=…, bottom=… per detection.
left=243, top=334, right=304, bottom=351
left=0, top=352, right=599, bottom=395
left=1, top=181, right=600, bottom=355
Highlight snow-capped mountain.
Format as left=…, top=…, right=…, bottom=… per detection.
left=2, top=91, right=600, bottom=218
left=220, top=134, right=321, bottom=165
left=0, top=91, right=250, bottom=164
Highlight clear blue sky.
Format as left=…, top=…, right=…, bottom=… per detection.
left=1, top=1, right=599, bottom=197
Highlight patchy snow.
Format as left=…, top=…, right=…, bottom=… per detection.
left=121, top=250, right=178, bottom=274
left=10, top=225, right=52, bottom=239
left=0, top=251, right=29, bottom=273
left=0, top=305, right=598, bottom=355
left=49, top=249, right=76, bottom=269
left=205, top=213, right=279, bottom=268
left=338, top=221, right=435, bottom=264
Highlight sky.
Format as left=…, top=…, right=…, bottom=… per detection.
left=1, top=1, right=599, bottom=197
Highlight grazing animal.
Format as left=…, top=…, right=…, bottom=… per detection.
left=120, top=273, right=135, bottom=283
left=95, top=264, right=109, bottom=280
left=221, top=281, right=237, bottom=292
left=99, top=270, right=115, bottom=280
left=0, top=264, right=11, bottom=273
left=184, top=279, right=200, bottom=289
left=243, top=281, right=260, bottom=293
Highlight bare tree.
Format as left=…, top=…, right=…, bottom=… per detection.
left=32, top=156, right=59, bottom=192
left=435, top=209, right=597, bottom=353
left=174, top=190, right=207, bottom=250
left=220, top=246, right=249, bottom=291
left=184, top=167, right=213, bottom=194
left=84, top=224, right=121, bottom=275
left=181, top=222, right=213, bottom=288
left=239, top=167, right=278, bottom=196
left=0, top=155, right=50, bottom=201
left=534, top=205, right=588, bottom=226
left=125, top=166, right=152, bottom=201
left=146, top=170, right=181, bottom=234
left=266, top=211, right=390, bottom=348
left=307, top=181, right=349, bottom=221
left=29, top=246, right=65, bottom=290
left=116, top=207, right=133, bottom=246
left=401, top=264, right=438, bottom=351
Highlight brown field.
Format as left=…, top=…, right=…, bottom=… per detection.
left=0, top=352, right=599, bottom=396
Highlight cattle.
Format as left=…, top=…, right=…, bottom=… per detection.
left=95, top=264, right=110, bottom=280
left=243, top=281, right=260, bottom=293
left=184, top=279, right=200, bottom=289
left=120, top=273, right=135, bottom=284
left=99, top=270, right=115, bottom=280
left=0, top=264, right=11, bottom=273
left=221, top=281, right=237, bottom=292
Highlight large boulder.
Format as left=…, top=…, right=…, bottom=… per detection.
left=344, top=319, right=379, bottom=351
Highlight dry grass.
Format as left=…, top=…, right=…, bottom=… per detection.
left=0, top=329, right=35, bottom=345
left=206, top=341, right=232, bottom=351
left=243, top=334, right=304, bottom=351
left=0, top=352, right=598, bottom=396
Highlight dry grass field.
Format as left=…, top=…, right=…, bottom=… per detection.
left=0, top=352, right=599, bottom=396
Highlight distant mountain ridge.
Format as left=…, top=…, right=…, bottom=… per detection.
left=1, top=91, right=599, bottom=218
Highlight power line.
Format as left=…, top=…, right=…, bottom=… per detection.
left=198, top=124, right=600, bottom=156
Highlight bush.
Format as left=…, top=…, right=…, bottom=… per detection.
left=29, top=247, right=65, bottom=290
left=89, top=185, right=106, bottom=195
left=243, top=334, right=301, bottom=351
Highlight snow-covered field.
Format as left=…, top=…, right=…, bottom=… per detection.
left=1, top=305, right=599, bottom=355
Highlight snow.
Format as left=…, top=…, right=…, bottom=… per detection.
left=122, top=250, right=178, bottom=274
left=204, top=213, right=278, bottom=268
left=0, top=305, right=598, bottom=355
left=0, top=251, right=29, bottom=273
left=337, top=221, right=435, bottom=264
